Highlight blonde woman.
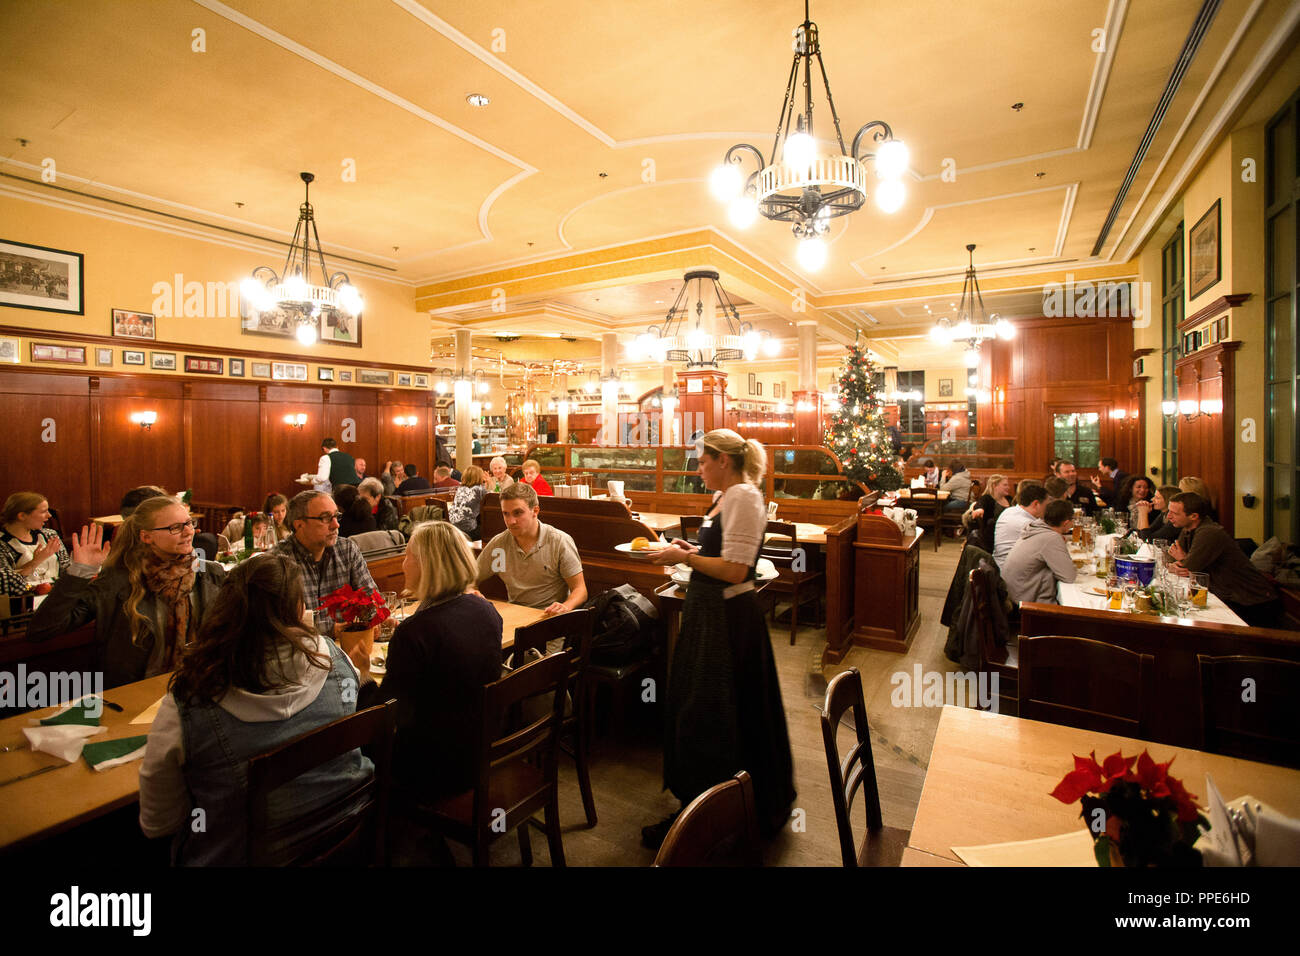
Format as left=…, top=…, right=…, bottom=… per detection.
left=646, top=428, right=795, bottom=846
left=376, top=521, right=503, bottom=799
left=1, top=492, right=69, bottom=595
left=28, top=496, right=227, bottom=688
left=1178, top=477, right=1218, bottom=521
left=448, top=465, right=489, bottom=540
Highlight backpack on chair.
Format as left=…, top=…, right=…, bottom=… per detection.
left=585, top=584, right=659, bottom=666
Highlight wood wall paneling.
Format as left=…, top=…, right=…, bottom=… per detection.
left=0, top=372, right=93, bottom=532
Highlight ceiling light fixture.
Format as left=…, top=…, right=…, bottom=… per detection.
left=708, top=0, right=908, bottom=270
left=629, top=269, right=775, bottom=368
left=928, top=244, right=1016, bottom=363
left=466, top=93, right=491, bottom=107
left=240, top=173, right=362, bottom=347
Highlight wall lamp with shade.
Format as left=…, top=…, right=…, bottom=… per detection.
left=283, top=413, right=307, bottom=428
left=129, top=410, right=158, bottom=430
left=393, top=415, right=418, bottom=427
left=1163, top=398, right=1222, bottom=421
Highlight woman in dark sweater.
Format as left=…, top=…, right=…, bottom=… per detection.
left=968, top=474, right=1012, bottom=553
left=1135, top=484, right=1181, bottom=544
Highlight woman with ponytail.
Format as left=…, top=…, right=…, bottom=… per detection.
left=27, top=496, right=227, bottom=688
left=138, top=552, right=373, bottom=864
left=644, top=428, right=795, bottom=846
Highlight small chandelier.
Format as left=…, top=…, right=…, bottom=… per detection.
left=929, top=244, right=1016, bottom=366
left=630, top=270, right=778, bottom=368
left=241, top=172, right=363, bottom=346
left=708, top=0, right=909, bottom=271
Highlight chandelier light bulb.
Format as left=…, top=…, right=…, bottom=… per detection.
left=687, top=326, right=709, bottom=350
left=296, top=322, right=317, bottom=346
left=875, top=177, right=905, bottom=214
left=728, top=195, right=758, bottom=229
left=1179, top=399, right=1198, bottom=416
left=929, top=323, right=950, bottom=345
left=762, top=336, right=781, bottom=357
left=796, top=236, right=828, bottom=271
left=283, top=274, right=309, bottom=301
left=337, top=284, right=363, bottom=316
left=1162, top=400, right=1177, bottom=416
left=995, top=318, right=1016, bottom=340
left=782, top=130, right=817, bottom=170
left=584, top=379, right=597, bottom=393
left=874, top=139, right=910, bottom=179
left=435, top=379, right=448, bottom=394
left=963, top=347, right=979, bottom=368
left=710, top=163, right=744, bottom=201
left=953, top=320, right=974, bottom=340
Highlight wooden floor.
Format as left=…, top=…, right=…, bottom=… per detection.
left=422, top=540, right=968, bottom=867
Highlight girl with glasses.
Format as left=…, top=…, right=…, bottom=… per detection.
left=28, top=495, right=228, bottom=688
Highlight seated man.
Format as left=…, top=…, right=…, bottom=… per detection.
left=274, top=491, right=376, bottom=610
left=1167, top=492, right=1281, bottom=627
left=1043, top=477, right=1068, bottom=502
left=432, top=466, right=461, bottom=489
left=358, top=477, right=400, bottom=532
left=1052, top=459, right=1099, bottom=515
left=992, top=483, right=1048, bottom=567
left=1002, top=499, right=1077, bottom=605
left=476, top=484, right=586, bottom=616
left=1091, top=457, right=1130, bottom=509
left=395, top=463, right=433, bottom=496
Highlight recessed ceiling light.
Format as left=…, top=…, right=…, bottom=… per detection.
left=1011, top=102, right=1024, bottom=111
left=466, top=93, right=490, bottom=107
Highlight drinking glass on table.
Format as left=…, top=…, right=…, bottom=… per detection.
left=1121, top=573, right=1139, bottom=611
left=314, top=608, right=335, bottom=639
left=1105, top=574, right=1124, bottom=611
left=1189, top=572, right=1210, bottom=609
left=1168, top=577, right=1191, bottom=616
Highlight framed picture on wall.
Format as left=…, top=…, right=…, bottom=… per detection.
left=151, top=351, right=177, bottom=370
left=414, top=373, right=429, bottom=388
left=358, top=369, right=391, bottom=385
left=272, top=362, right=308, bottom=381
left=319, top=311, right=361, bottom=347
left=756, top=381, right=762, bottom=396
left=317, top=367, right=334, bottom=381
left=111, top=308, right=155, bottom=340
left=31, top=343, right=86, bottom=364
left=1215, top=316, right=1229, bottom=341
left=339, top=370, right=352, bottom=382
left=229, top=358, right=245, bottom=377
left=0, top=337, right=20, bottom=363
left=239, top=299, right=295, bottom=339
left=398, top=373, right=412, bottom=387
left=184, top=355, right=223, bottom=375
left=123, top=350, right=145, bottom=366
left=748, top=372, right=757, bottom=395
left=0, top=240, right=84, bottom=315
left=939, top=378, right=954, bottom=397
left=95, top=347, right=113, bottom=367
left=1189, top=199, right=1221, bottom=299
left=251, top=361, right=271, bottom=378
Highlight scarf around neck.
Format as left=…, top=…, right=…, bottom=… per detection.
left=142, top=550, right=197, bottom=670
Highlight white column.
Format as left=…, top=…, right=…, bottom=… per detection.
left=600, top=332, right=619, bottom=446
left=454, top=328, right=473, bottom=471
left=797, top=322, right=817, bottom=391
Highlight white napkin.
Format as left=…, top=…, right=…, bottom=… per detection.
left=1136, top=543, right=1154, bottom=559
left=22, top=724, right=107, bottom=763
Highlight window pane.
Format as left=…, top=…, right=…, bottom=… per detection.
left=1269, top=382, right=1294, bottom=465
left=1270, top=295, right=1293, bottom=381
left=584, top=471, right=657, bottom=492
left=1269, top=111, right=1295, bottom=209
left=533, top=445, right=566, bottom=467
left=1269, top=466, right=1293, bottom=544
left=772, top=448, right=841, bottom=475
left=1270, top=206, right=1295, bottom=298
left=773, top=477, right=861, bottom=500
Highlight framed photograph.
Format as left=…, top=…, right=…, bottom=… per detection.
left=0, top=240, right=83, bottom=315
left=319, top=311, right=362, bottom=347
left=1215, top=316, right=1229, bottom=342
left=1209, top=321, right=1220, bottom=344
left=939, top=378, right=954, bottom=397
left=272, top=362, right=308, bottom=382
left=251, top=362, right=271, bottom=378
left=111, top=308, right=155, bottom=340
left=184, top=355, right=223, bottom=375
left=414, top=373, right=429, bottom=388
left=339, top=370, right=352, bottom=382
left=239, top=299, right=295, bottom=339
left=1189, top=200, right=1221, bottom=299
left=317, top=366, right=334, bottom=381
left=151, top=351, right=177, bottom=370
left=747, top=372, right=757, bottom=395
left=95, top=347, right=113, bottom=367
left=398, top=373, right=412, bottom=387
left=756, top=381, right=762, bottom=396
left=31, top=343, right=86, bottom=364
left=122, top=349, right=145, bottom=366
left=0, top=337, right=19, bottom=364
left=358, top=369, right=392, bottom=385
left=229, top=358, right=245, bottom=377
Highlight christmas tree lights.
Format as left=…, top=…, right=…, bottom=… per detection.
left=824, top=339, right=903, bottom=491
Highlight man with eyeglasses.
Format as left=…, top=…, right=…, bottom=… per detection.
left=274, top=491, right=376, bottom=610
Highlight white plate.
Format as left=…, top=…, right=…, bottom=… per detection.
left=614, top=541, right=669, bottom=556
left=672, top=558, right=778, bottom=589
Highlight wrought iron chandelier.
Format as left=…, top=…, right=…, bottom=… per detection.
left=928, top=244, right=1016, bottom=367
left=241, top=172, right=363, bottom=346
left=630, top=270, right=778, bottom=368
left=708, top=0, right=909, bottom=272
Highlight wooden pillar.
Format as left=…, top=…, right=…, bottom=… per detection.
left=676, top=368, right=727, bottom=439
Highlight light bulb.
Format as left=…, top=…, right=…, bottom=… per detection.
left=728, top=195, right=758, bottom=229
left=296, top=323, right=317, bottom=345
left=796, top=236, right=828, bottom=271
left=283, top=275, right=308, bottom=301
left=337, top=284, right=362, bottom=316
left=875, top=178, right=905, bottom=214
left=1179, top=399, right=1198, bottom=415
left=963, top=348, right=978, bottom=368
left=874, top=139, right=910, bottom=179
left=477, top=380, right=489, bottom=395
left=762, top=337, right=781, bottom=357
left=782, top=131, right=817, bottom=169
left=1162, top=401, right=1176, bottom=416
left=995, top=318, right=1016, bottom=340
left=687, top=326, right=708, bottom=350
left=709, top=163, right=743, bottom=201
left=929, top=324, right=950, bottom=345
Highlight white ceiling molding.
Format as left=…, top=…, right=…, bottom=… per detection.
left=1077, top=0, right=1130, bottom=150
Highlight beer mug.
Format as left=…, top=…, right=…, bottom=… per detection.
left=1190, top=572, right=1209, bottom=608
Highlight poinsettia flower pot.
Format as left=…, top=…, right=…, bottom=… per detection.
left=336, top=624, right=377, bottom=664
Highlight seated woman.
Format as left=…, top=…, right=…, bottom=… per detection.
left=1, top=492, right=69, bottom=596
left=1135, top=484, right=1181, bottom=544
left=519, top=459, right=554, bottom=496
left=921, top=459, right=940, bottom=487
left=362, top=520, right=502, bottom=800
left=967, top=474, right=1011, bottom=552
left=27, top=496, right=227, bottom=688
left=358, top=478, right=400, bottom=532
left=264, top=493, right=292, bottom=543
left=334, top=484, right=377, bottom=538
left=939, top=461, right=972, bottom=512
left=138, top=553, right=373, bottom=865
left=1123, top=476, right=1155, bottom=529
left=487, top=457, right=515, bottom=494
left=220, top=493, right=293, bottom=549
left=447, top=465, right=488, bottom=541
left=1178, top=476, right=1219, bottom=522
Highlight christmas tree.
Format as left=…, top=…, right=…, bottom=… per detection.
left=824, top=339, right=903, bottom=491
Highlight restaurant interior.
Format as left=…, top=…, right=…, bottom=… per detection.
left=2, top=0, right=1299, bottom=888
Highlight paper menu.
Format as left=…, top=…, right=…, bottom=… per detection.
left=130, top=695, right=166, bottom=726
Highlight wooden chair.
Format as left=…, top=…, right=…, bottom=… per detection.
left=968, top=563, right=1019, bottom=715
left=510, top=608, right=598, bottom=827
left=652, top=771, right=762, bottom=867
left=1018, top=635, right=1154, bottom=737
left=413, top=651, right=570, bottom=866
left=819, top=668, right=910, bottom=867
left=762, top=520, right=824, bottom=645
left=908, top=488, right=945, bottom=551
left=1198, top=654, right=1300, bottom=769
left=246, top=699, right=396, bottom=866
left=678, top=515, right=704, bottom=545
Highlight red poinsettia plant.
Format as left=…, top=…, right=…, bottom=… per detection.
left=318, top=584, right=391, bottom=632
left=1050, top=749, right=1210, bottom=867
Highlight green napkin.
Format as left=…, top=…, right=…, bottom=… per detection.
left=40, top=698, right=104, bottom=727
left=83, top=734, right=149, bottom=771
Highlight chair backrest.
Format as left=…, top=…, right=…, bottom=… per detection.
left=247, top=699, right=396, bottom=866
left=819, top=667, right=885, bottom=867
left=679, top=515, right=704, bottom=542
left=652, top=771, right=762, bottom=867
left=1198, top=654, right=1300, bottom=769
left=511, top=609, right=595, bottom=715
left=1019, top=635, right=1153, bottom=737
left=350, top=529, right=405, bottom=556
left=968, top=562, right=1007, bottom=665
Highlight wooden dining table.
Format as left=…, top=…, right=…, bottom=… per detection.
left=906, top=706, right=1300, bottom=865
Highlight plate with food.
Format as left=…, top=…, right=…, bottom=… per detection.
left=1083, top=585, right=1108, bottom=596
left=615, top=536, right=672, bottom=556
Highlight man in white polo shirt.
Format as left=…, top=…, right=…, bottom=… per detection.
left=992, top=482, right=1048, bottom=568
left=476, top=483, right=587, bottom=616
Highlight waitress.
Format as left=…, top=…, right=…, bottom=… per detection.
left=1, top=492, right=69, bottom=596
left=644, top=428, right=795, bottom=847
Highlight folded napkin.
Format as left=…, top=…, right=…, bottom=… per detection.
left=83, top=735, right=149, bottom=772
left=39, top=696, right=108, bottom=726
left=1197, top=775, right=1300, bottom=866
left=23, top=724, right=107, bottom=762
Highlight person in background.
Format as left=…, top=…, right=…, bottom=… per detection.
left=1167, top=492, right=1279, bottom=627
left=310, top=438, right=359, bottom=494
left=1092, top=457, right=1131, bottom=509
left=334, top=484, right=377, bottom=538
left=993, top=483, right=1048, bottom=567
left=1052, top=459, right=1098, bottom=515
left=1178, top=477, right=1218, bottom=522
left=967, top=474, right=1011, bottom=553
left=381, top=461, right=404, bottom=497
left=353, top=458, right=367, bottom=480
left=1123, top=476, right=1155, bottom=529
left=1, top=492, right=69, bottom=595
left=921, top=459, right=940, bottom=487
left=938, top=461, right=971, bottom=513
left=396, top=464, right=433, bottom=496
left=487, top=457, right=514, bottom=494
left=358, top=477, right=400, bottom=532
left=1043, top=477, right=1068, bottom=502
left=447, top=466, right=489, bottom=541
left=273, top=491, right=376, bottom=611
left=432, top=466, right=461, bottom=489
left=27, top=496, right=227, bottom=688
left=120, top=485, right=168, bottom=518
left=1134, top=484, right=1181, bottom=544
left=138, top=553, right=373, bottom=865
left=264, top=493, right=292, bottom=543
left=477, top=483, right=586, bottom=616
left=519, top=459, right=553, bottom=497
left=1002, top=499, right=1078, bottom=605
left=1043, top=458, right=1061, bottom=482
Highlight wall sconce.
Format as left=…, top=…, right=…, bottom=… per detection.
left=393, top=415, right=418, bottom=427
left=1242, top=492, right=1257, bottom=509
left=1163, top=398, right=1222, bottom=421
left=283, top=413, right=307, bottom=428
left=129, top=410, right=157, bottom=430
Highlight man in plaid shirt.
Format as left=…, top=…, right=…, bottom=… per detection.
left=276, top=491, right=377, bottom=610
